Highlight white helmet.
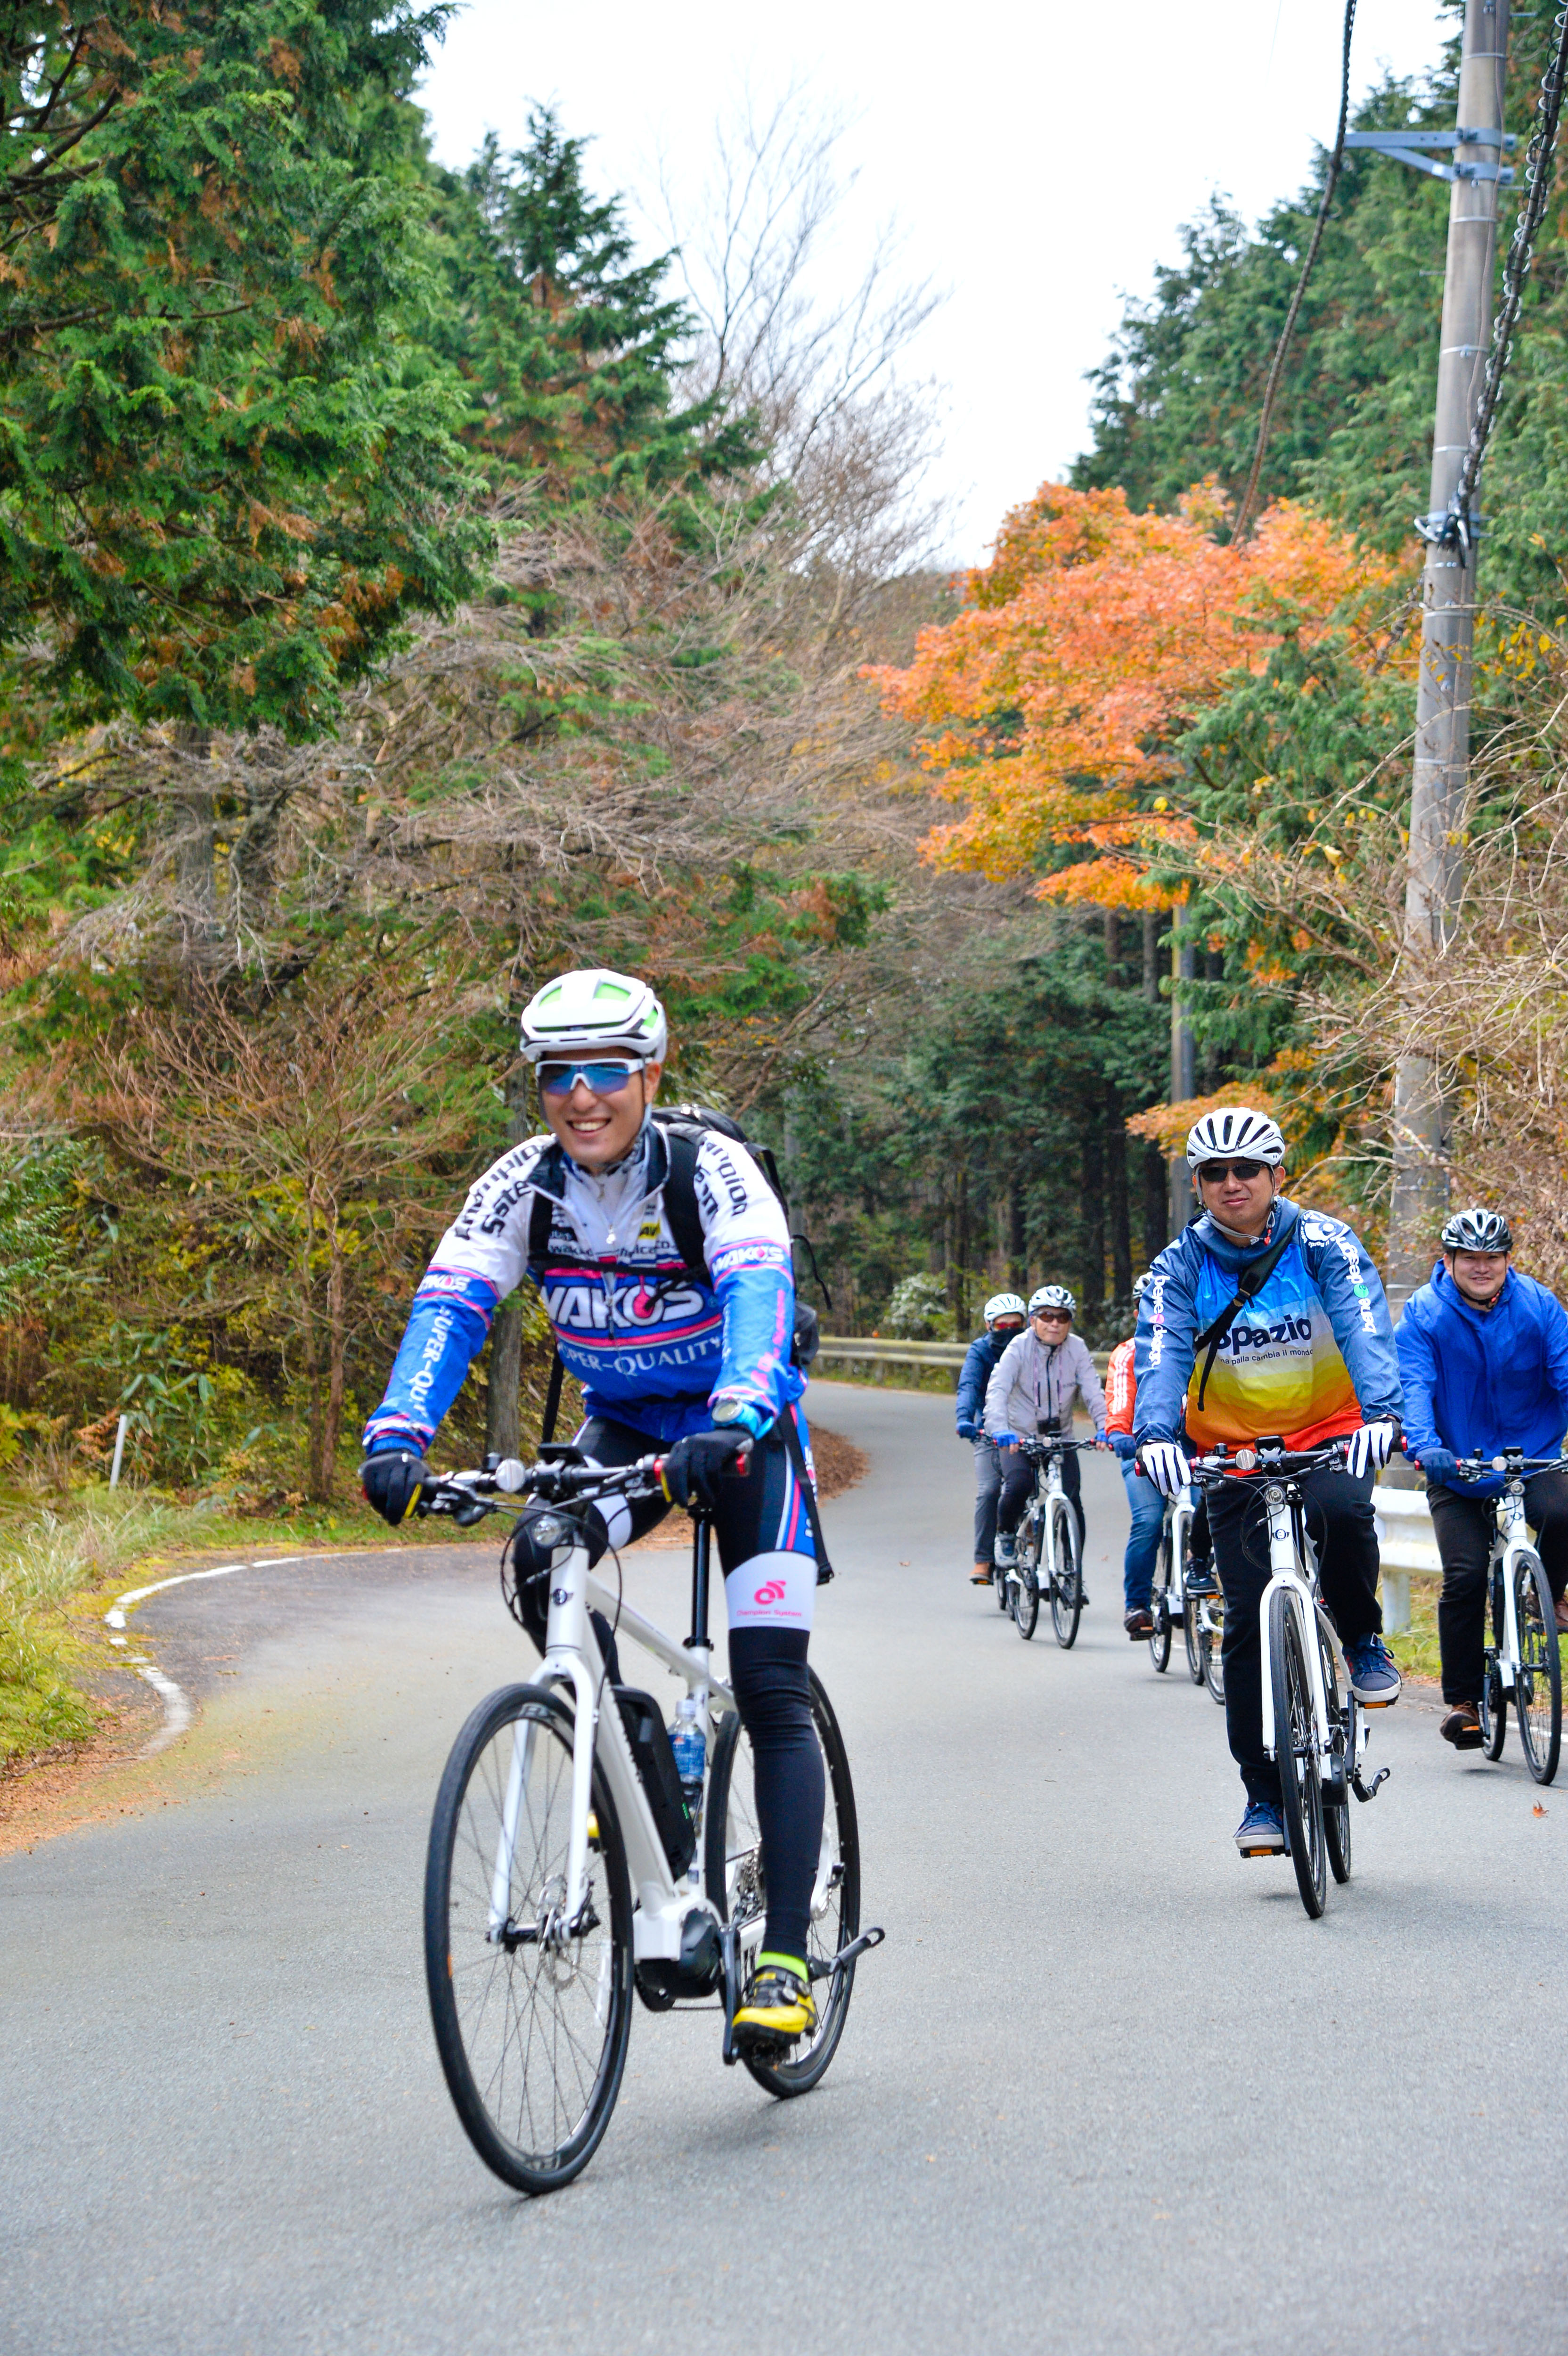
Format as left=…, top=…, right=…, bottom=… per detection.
left=1185, top=1106, right=1285, bottom=1168
left=984, top=1292, right=1027, bottom=1329
left=1029, top=1284, right=1076, bottom=1317
left=519, top=968, right=667, bottom=1063
left=1133, top=1270, right=1153, bottom=1302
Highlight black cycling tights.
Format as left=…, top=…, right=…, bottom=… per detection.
left=728, top=1625, right=825, bottom=1968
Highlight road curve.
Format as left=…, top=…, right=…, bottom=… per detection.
left=3, top=1379, right=1566, bottom=2354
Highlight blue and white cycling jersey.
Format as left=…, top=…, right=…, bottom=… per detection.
left=363, top=1118, right=804, bottom=1453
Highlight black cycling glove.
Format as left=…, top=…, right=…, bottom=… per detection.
left=359, top=1447, right=429, bottom=1526
left=660, top=1429, right=749, bottom=1511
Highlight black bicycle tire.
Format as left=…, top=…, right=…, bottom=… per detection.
left=1180, top=1526, right=1205, bottom=1685
left=1148, top=1532, right=1173, bottom=1672
left=1512, top=1552, right=1562, bottom=1785
left=1481, top=1657, right=1508, bottom=1760
left=1050, top=1504, right=1083, bottom=1649
left=424, top=1682, right=634, bottom=2194
left=1270, top=1589, right=1327, bottom=1918
left=706, top=1668, right=861, bottom=2098
left=1015, top=1551, right=1040, bottom=1640
left=1202, top=1588, right=1226, bottom=1706
left=1317, top=1619, right=1352, bottom=1885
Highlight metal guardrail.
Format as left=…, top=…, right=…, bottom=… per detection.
left=814, top=1336, right=1112, bottom=1376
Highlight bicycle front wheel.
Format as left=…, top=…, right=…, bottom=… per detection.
left=1050, top=1504, right=1083, bottom=1648
left=1270, top=1590, right=1327, bottom=1919
left=424, top=1683, right=633, bottom=2194
left=1513, top=1553, right=1561, bottom=1785
left=1316, top=1619, right=1353, bottom=1885
left=1013, top=1519, right=1040, bottom=1641
left=706, top=1668, right=861, bottom=2098
left=1148, top=1532, right=1173, bottom=1672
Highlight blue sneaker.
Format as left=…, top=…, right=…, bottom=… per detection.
left=1345, top=1635, right=1401, bottom=1708
left=1234, top=1801, right=1286, bottom=1856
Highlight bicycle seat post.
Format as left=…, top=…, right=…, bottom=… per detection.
left=686, top=1507, right=715, bottom=1657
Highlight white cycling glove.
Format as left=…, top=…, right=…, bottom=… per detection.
left=1139, top=1441, right=1191, bottom=1499
left=1346, top=1420, right=1397, bottom=1480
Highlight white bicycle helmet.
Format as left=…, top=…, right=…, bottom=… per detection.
left=1440, top=1205, right=1511, bottom=1253
left=984, top=1292, right=1027, bottom=1329
left=1029, top=1284, right=1076, bottom=1317
left=1133, top=1270, right=1153, bottom=1302
left=519, top=968, right=667, bottom=1063
left=1184, top=1106, right=1285, bottom=1168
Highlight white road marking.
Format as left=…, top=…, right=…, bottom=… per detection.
left=104, top=1552, right=348, bottom=1754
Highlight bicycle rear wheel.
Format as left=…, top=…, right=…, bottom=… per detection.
left=706, top=1668, right=861, bottom=2098
left=1481, top=1657, right=1508, bottom=1759
left=1148, top=1531, right=1173, bottom=1672
left=1014, top=1513, right=1040, bottom=1641
left=1270, top=1590, right=1327, bottom=1919
left=1200, top=1587, right=1226, bottom=1705
left=424, top=1683, right=633, bottom=2194
left=1512, top=1552, right=1561, bottom=1785
left=1316, top=1618, right=1353, bottom=1885
left=1050, top=1502, right=1083, bottom=1648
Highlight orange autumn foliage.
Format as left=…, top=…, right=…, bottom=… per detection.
left=870, top=481, right=1401, bottom=905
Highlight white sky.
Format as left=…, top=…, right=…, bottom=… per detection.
left=418, top=0, right=1450, bottom=565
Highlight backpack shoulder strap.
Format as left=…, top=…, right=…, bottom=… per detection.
left=1191, top=1219, right=1298, bottom=1412
left=527, top=1190, right=554, bottom=1269
left=659, top=1126, right=708, bottom=1276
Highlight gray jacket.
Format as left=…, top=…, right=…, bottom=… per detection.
left=984, top=1328, right=1106, bottom=1440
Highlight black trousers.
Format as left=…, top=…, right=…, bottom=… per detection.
left=1428, top=1468, right=1568, bottom=1704
left=1208, top=1461, right=1381, bottom=1807
left=997, top=1440, right=1085, bottom=1552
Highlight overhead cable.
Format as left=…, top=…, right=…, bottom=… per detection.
left=1430, top=1, right=1568, bottom=553
left=1233, top=0, right=1358, bottom=542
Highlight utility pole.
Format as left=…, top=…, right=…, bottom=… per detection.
left=1168, top=925, right=1195, bottom=1241
left=1382, top=0, right=1512, bottom=1306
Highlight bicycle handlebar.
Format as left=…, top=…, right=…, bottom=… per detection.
left=414, top=1437, right=755, bottom=1523
left=1444, top=1449, right=1568, bottom=1481
left=1185, top=1438, right=1350, bottom=1483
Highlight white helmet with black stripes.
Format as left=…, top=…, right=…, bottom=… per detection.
left=1184, top=1106, right=1285, bottom=1168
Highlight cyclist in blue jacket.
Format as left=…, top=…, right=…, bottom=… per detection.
left=956, top=1292, right=1026, bottom=1585
left=1396, top=1205, right=1568, bottom=1749
left=1134, top=1107, right=1404, bottom=1858
left=359, top=967, right=824, bottom=2058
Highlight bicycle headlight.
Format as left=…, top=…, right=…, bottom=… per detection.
left=530, top=1512, right=568, bottom=1548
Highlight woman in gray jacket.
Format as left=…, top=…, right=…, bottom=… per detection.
left=984, top=1285, right=1108, bottom=1569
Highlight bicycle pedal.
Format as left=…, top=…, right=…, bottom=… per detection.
left=1351, top=1766, right=1391, bottom=1802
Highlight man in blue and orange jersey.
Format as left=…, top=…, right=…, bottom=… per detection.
left=1133, top=1108, right=1404, bottom=1858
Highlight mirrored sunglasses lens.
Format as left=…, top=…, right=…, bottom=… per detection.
left=538, top=1061, right=636, bottom=1096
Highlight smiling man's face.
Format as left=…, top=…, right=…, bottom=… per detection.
left=539, top=1059, right=661, bottom=1170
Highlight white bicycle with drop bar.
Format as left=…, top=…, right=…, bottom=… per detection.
left=417, top=1443, right=878, bottom=2194
left=1189, top=1438, right=1389, bottom=1920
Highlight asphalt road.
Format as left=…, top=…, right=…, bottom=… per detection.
left=4, top=1380, right=1566, bottom=2356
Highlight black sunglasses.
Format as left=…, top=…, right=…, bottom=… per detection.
left=1197, top=1158, right=1269, bottom=1184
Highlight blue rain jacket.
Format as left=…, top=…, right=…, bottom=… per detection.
left=1396, top=1260, right=1568, bottom=1495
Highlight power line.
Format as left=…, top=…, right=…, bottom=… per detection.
left=1233, top=0, right=1357, bottom=543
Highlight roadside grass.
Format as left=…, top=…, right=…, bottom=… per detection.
left=0, top=1477, right=440, bottom=1767
left=1385, top=1577, right=1442, bottom=1684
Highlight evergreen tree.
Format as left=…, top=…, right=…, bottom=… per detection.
left=0, top=1, right=485, bottom=744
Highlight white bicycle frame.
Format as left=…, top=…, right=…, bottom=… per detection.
left=1024, top=1446, right=1076, bottom=1587
left=488, top=1506, right=831, bottom=1987
left=1255, top=1475, right=1371, bottom=1790
left=1161, top=1483, right=1195, bottom=1608
left=1485, top=1477, right=1543, bottom=1696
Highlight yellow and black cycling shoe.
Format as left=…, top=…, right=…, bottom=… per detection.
left=732, top=1963, right=817, bottom=2056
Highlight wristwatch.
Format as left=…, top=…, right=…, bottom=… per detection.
left=710, top=1392, right=760, bottom=1432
